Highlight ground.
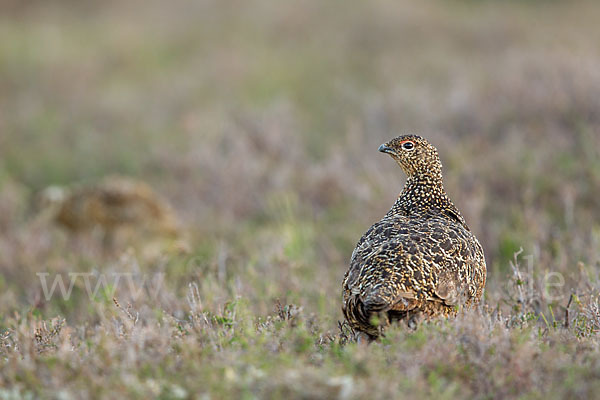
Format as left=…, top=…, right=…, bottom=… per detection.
left=1, top=0, right=600, bottom=398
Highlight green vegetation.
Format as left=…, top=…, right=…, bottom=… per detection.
left=2, top=0, right=600, bottom=398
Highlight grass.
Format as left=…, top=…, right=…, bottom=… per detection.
left=2, top=0, right=600, bottom=398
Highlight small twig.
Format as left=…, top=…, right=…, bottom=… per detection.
left=186, top=282, right=203, bottom=314
left=113, top=298, right=139, bottom=324
left=565, top=293, right=574, bottom=329
left=509, top=247, right=526, bottom=307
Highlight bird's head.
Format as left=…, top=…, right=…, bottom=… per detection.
left=378, top=135, right=443, bottom=179
left=37, top=185, right=68, bottom=210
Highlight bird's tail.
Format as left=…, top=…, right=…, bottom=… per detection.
left=344, top=295, right=391, bottom=338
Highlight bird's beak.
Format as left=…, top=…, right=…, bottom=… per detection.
left=378, top=144, right=396, bottom=155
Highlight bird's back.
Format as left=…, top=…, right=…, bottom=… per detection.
left=342, top=135, right=486, bottom=338
left=343, top=212, right=485, bottom=335
left=54, top=176, right=179, bottom=236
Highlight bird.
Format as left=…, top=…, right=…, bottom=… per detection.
left=38, top=176, right=181, bottom=250
left=342, top=135, right=486, bottom=340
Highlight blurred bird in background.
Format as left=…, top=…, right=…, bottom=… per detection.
left=37, top=175, right=187, bottom=256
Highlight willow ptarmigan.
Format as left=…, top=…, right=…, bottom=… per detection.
left=39, top=176, right=180, bottom=240
left=342, top=135, right=486, bottom=339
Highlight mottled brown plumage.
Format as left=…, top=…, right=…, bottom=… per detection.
left=40, top=176, right=180, bottom=243
left=342, top=135, right=486, bottom=339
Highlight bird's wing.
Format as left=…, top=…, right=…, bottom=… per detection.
left=425, top=217, right=481, bottom=305
left=345, top=216, right=425, bottom=311
left=346, top=215, right=481, bottom=309
left=345, top=219, right=394, bottom=291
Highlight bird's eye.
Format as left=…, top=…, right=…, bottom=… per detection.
left=402, top=141, right=415, bottom=151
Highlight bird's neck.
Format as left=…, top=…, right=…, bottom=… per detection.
left=389, top=173, right=449, bottom=217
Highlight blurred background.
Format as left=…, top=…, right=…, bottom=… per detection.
left=1, top=0, right=600, bottom=322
